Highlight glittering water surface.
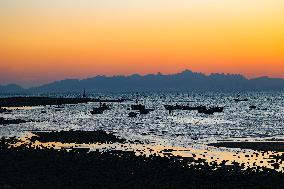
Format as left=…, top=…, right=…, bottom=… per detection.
left=1, top=92, right=284, bottom=145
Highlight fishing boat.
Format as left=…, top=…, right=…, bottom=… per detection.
left=128, top=112, right=138, bottom=117
left=90, top=107, right=105, bottom=115
left=139, top=108, right=154, bottom=115
left=90, top=103, right=110, bottom=115
left=131, top=104, right=146, bottom=110
left=198, top=106, right=224, bottom=114
left=164, top=104, right=206, bottom=111
left=234, top=98, right=248, bottom=102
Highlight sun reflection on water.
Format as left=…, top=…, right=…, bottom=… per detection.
left=14, top=134, right=284, bottom=172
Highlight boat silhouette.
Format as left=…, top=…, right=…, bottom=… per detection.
left=90, top=103, right=110, bottom=115
left=249, top=105, right=257, bottom=109
left=164, top=104, right=206, bottom=111
left=131, top=104, right=146, bottom=111
left=198, top=107, right=224, bottom=114
left=130, top=103, right=154, bottom=115
left=128, top=112, right=138, bottom=117
left=234, top=98, right=248, bottom=102
left=139, top=108, right=154, bottom=115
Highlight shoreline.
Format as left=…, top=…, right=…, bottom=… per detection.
left=1, top=136, right=284, bottom=189
left=209, top=141, right=284, bottom=152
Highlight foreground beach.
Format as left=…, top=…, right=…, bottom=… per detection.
left=1, top=131, right=284, bottom=189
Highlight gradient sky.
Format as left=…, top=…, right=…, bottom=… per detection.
left=1, top=0, right=284, bottom=87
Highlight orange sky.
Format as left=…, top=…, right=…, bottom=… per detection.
left=1, top=0, right=284, bottom=87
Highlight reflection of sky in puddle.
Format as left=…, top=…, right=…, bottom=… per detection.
left=15, top=134, right=284, bottom=172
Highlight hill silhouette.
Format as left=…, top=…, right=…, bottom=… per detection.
left=0, top=84, right=24, bottom=94
left=1, top=70, right=284, bottom=93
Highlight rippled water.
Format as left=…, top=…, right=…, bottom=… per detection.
left=1, top=91, right=284, bottom=147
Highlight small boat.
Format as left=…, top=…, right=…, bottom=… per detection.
left=131, top=103, right=154, bottom=115
left=198, top=108, right=214, bottom=115
left=90, top=107, right=105, bottom=115
left=249, top=105, right=257, bottom=109
left=99, top=103, right=111, bottom=111
left=210, top=107, right=224, bottom=113
left=234, top=98, right=248, bottom=102
left=181, top=106, right=201, bottom=111
left=164, top=105, right=176, bottom=111
left=164, top=104, right=206, bottom=111
left=139, top=108, right=154, bottom=115
left=128, top=112, right=138, bottom=117
left=198, top=107, right=224, bottom=115
left=131, top=104, right=146, bottom=110
left=90, top=103, right=110, bottom=115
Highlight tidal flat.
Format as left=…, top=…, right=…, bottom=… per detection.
left=0, top=92, right=284, bottom=188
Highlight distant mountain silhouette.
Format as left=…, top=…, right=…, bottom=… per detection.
left=0, top=84, right=24, bottom=94
left=1, top=70, right=284, bottom=93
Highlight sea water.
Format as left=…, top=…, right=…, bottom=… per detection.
left=1, top=91, right=284, bottom=147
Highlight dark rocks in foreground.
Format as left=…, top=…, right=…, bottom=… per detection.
left=209, top=142, right=284, bottom=152
left=0, top=97, right=128, bottom=107
left=31, top=130, right=126, bottom=144
left=0, top=138, right=284, bottom=189
left=0, top=107, right=12, bottom=113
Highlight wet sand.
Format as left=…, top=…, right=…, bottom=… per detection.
left=209, top=141, right=284, bottom=152
left=1, top=132, right=284, bottom=189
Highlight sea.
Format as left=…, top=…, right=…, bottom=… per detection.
left=1, top=91, right=284, bottom=145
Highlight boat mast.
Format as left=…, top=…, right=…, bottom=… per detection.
left=83, top=88, right=86, bottom=98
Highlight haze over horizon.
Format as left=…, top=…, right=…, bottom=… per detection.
left=1, top=0, right=284, bottom=87
left=2, top=68, right=284, bottom=88
left=1, top=69, right=284, bottom=89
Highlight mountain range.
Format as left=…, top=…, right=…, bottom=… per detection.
left=1, top=70, right=284, bottom=94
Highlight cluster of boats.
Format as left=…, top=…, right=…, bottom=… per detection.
left=88, top=97, right=264, bottom=117
left=90, top=103, right=155, bottom=117
left=89, top=102, right=224, bottom=117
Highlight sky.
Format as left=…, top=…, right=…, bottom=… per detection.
left=1, top=0, right=284, bottom=87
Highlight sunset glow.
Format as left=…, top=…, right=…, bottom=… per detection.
left=1, top=0, right=284, bottom=87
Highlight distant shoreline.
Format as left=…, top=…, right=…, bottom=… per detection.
left=0, top=97, right=128, bottom=107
